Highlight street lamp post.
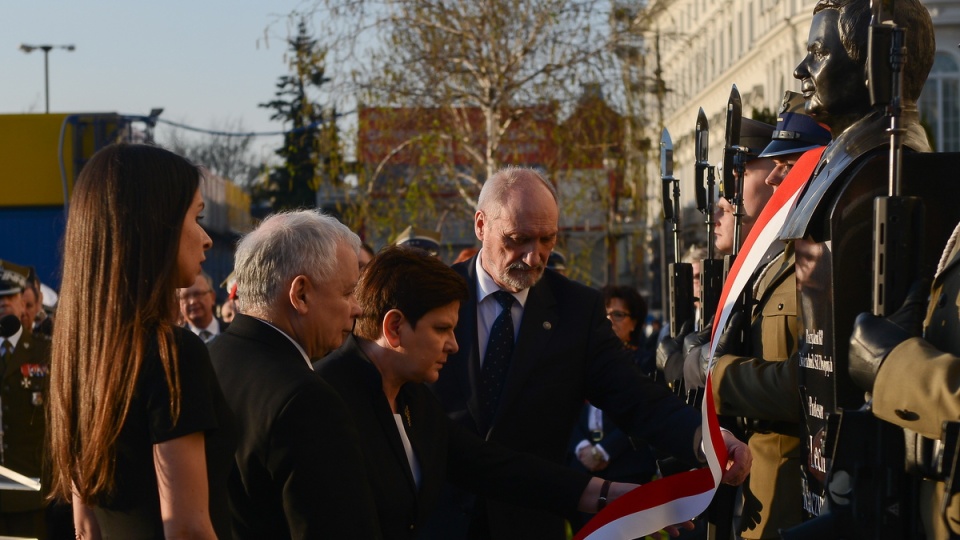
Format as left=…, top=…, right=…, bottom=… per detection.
left=19, top=43, right=75, bottom=114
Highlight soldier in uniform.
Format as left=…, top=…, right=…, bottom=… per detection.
left=656, top=119, right=776, bottom=389
left=0, top=260, right=51, bottom=539
left=848, top=220, right=960, bottom=540
left=685, top=93, right=831, bottom=538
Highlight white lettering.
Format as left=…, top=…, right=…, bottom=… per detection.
left=807, top=396, right=825, bottom=419
left=799, top=353, right=834, bottom=376
left=805, top=329, right=824, bottom=345
left=809, top=435, right=828, bottom=474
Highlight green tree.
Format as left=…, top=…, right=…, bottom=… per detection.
left=258, top=18, right=341, bottom=212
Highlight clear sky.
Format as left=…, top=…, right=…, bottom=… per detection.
left=2, top=0, right=317, bottom=163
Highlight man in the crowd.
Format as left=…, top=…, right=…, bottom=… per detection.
left=426, top=167, right=752, bottom=539
left=0, top=260, right=51, bottom=539
left=178, top=271, right=226, bottom=342
left=208, top=210, right=380, bottom=539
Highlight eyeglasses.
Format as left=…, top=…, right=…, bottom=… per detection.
left=606, top=310, right=631, bottom=321
left=178, top=290, right=213, bottom=302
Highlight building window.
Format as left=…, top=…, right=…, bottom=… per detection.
left=919, top=52, right=960, bottom=152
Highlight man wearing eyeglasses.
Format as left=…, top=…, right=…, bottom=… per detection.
left=179, top=272, right=227, bottom=342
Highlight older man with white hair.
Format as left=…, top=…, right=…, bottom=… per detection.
left=208, top=209, right=380, bottom=539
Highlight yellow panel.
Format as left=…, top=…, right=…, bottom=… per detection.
left=0, top=113, right=123, bottom=207
left=0, top=114, right=74, bottom=206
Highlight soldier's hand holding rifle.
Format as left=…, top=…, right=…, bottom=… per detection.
left=848, top=280, right=928, bottom=392
left=657, top=321, right=693, bottom=385
left=681, top=313, right=746, bottom=389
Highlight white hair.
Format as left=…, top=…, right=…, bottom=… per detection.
left=234, top=210, right=360, bottom=313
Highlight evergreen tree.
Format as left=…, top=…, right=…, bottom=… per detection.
left=258, top=18, right=340, bottom=212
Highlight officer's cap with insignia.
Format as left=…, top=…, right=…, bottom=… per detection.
left=0, top=260, right=30, bottom=297
left=760, top=91, right=832, bottom=158
left=740, top=118, right=776, bottom=162
left=393, top=226, right=442, bottom=257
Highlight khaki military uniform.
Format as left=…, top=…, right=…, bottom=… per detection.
left=712, top=245, right=805, bottom=538
left=0, top=329, right=50, bottom=532
left=873, top=236, right=960, bottom=540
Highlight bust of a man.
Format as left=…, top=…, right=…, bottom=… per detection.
left=781, top=0, right=935, bottom=239
left=794, top=0, right=935, bottom=136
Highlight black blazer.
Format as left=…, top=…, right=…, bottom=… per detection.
left=208, top=314, right=381, bottom=539
left=428, top=256, right=702, bottom=539
left=315, top=336, right=591, bottom=539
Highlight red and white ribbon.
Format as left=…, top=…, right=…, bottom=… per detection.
left=575, top=147, right=824, bottom=540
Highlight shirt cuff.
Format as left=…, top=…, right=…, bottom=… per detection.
left=593, top=443, right=611, bottom=462
left=699, top=427, right=732, bottom=460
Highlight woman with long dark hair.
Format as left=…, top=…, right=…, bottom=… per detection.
left=49, top=143, right=235, bottom=539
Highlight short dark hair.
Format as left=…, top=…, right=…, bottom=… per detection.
left=601, top=285, right=648, bottom=345
left=354, top=245, right=468, bottom=340
left=814, top=0, right=934, bottom=102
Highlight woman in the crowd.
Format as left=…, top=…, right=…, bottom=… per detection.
left=315, top=246, right=652, bottom=539
left=48, top=143, right=236, bottom=539
left=603, top=285, right=653, bottom=375
left=567, top=285, right=661, bottom=534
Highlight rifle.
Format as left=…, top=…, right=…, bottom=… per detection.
left=661, top=128, right=695, bottom=341
left=695, top=108, right=724, bottom=330
left=722, top=85, right=748, bottom=260
left=782, top=1, right=924, bottom=537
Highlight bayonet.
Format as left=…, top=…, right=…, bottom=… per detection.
left=722, top=85, right=747, bottom=256
left=660, top=128, right=694, bottom=339
left=722, top=85, right=742, bottom=200
left=694, top=108, right=723, bottom=326
left=695, top=108, right=709, bottom=214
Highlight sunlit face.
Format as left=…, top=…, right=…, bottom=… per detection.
left=178, top=274, right=216, bottom=328
left=176, top=189, right=213, bottom=288
left=476, top=183, right=559, bottom=293
left=605, top=297, right=637, bottom=345
left=304, top=242, right=362, bottom=358
left=794, top=9, right=868, bottom=130
left=765, top=156, right=800, bottom=189
left=0, top=292, right=24, bottom=320
left=394, top=301, right=460, bottom=385
left=21, top=287, right=40, bottom=331
left=714, top=158, right=776, bottom=254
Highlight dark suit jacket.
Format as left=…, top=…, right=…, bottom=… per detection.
left=316, top=336, right=591, bottom=539
left=428, top=256, right=702, bottom=539
left=208, top=314, right=381, bottom=539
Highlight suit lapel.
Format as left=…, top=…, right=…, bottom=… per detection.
left=460, top=258, right=485, bottom=429
left=489, top=275, right=559, bottom=433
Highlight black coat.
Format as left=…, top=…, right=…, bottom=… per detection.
left=208, top=314, right=381, bottom=539
left=427, top=256, right=702, bottom=539
left=316, top=336, right=591, bottom=539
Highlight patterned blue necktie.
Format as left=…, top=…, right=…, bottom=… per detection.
left=478, top=291, right=515, bottom=433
